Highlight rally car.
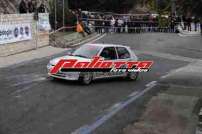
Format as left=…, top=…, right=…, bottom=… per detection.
left=47, top=43, right=139, bottom=84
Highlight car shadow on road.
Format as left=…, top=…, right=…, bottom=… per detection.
left=49, top=77, right=140, bottom=87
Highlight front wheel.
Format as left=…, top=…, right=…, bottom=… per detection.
left=79, top=72, right=93, bottom=85
left=127, top=72, right=139, bottom=81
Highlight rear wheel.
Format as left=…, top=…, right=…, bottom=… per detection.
left=79, top=72, right=93, bottom=85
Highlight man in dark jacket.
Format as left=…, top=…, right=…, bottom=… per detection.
left=28, top=0, right=36, bottom=13
left=187, top=17, right=192, bottom=31
left=38, top=2, right=46, bottom=13
left=19, top=0, right=28, bottom=13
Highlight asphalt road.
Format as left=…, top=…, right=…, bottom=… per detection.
left=0, top=33, right=201, bottom=134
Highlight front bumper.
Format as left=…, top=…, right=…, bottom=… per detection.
left=48, top=72, right=80, bottom=81
left=47, top=64, right=80, bottom=81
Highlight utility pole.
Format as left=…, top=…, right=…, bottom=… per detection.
left=63, top=0, right=65, bottom=29
left=55, top=0, right=57, bottom=31
left=171, top=0, right=176, bottom=17
left=156, top=0, right=158, bottom=12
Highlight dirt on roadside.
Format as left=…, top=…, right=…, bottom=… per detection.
left=123, top=93, right=198, bottom=134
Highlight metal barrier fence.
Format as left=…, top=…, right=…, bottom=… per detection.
left=81, top=18, right=178, bottom=34
left=90, top=26, right=176, bottom=34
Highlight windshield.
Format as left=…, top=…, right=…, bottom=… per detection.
left=72, top=45, right=102, bottom=58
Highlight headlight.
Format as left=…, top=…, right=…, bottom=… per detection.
left=47, top=63, right=54, bottom=70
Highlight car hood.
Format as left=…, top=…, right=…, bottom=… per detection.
left=49, top=55, right=91, bottom=66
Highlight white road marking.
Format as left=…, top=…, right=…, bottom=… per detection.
left=128, top=91, right=139, bottom=97
left=160, top=74, right=170, bottom=79
left=178, top=33, right=201, bottom=37
left=146, top=81, right=157, bottom=87
left=71, top=81, right=157, bottom=134
left=160, top=66, right=188, bottom=79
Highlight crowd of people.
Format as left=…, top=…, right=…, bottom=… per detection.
left=19, top=0, right=46, bottom=14
left=75, top=10, right=202, bottom=35
left=77, top=12, right=178, bottom=34
left=32, top=6, right=200, bottom=36
left=181, top=16, right=201, bottom=32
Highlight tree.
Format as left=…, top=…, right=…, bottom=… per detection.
left=176, top=0, right=202, bottom=17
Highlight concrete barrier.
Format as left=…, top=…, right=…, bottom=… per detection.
left=0, top=13, right=49, bottom=56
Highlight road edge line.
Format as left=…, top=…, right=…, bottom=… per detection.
left=71, top=81, right=157, bottom=134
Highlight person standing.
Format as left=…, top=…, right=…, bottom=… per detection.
left=38, top=1, right=46, bottom=13
left=28, top=0, right=35, bottom=13
left=76, top=20, right=85, bottom=37
left=194, top=17, right=199, bottom=32
left=104, top=17, right=110, bottom=33
left=187, top=17, right=192, bottom=31
left=19, top=0, right=28, bottom=14
left=117, top=17, right=123, bottom=33
left=170, top=17, right=175, bottom=33
left=182, top=15, right=187, bottom=30
left=115, top=18, right=118, bottom=33
left=110, top=16, right=115, bottom=33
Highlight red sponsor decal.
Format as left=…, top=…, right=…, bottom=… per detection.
left=50, top=56, right=153, bottom=74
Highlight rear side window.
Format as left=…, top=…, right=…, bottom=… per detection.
left=116, top=47, right=130, bottom=59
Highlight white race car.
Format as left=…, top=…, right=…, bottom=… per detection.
left=47, top=43, right=139, bottom=84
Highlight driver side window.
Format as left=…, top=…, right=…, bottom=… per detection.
left=100, top=47, right=117, bottom=60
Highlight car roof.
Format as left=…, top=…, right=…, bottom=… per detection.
left=86, top=43, right=129, bottom=48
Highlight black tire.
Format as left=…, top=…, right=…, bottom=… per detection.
left=127, top=72, right=139, bottom=81
left=79, top=72, right=93, bottom=85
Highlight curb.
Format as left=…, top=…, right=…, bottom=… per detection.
left=70, top=34, right=106, bottom=47
left=51, top=33, right=105, bottom=48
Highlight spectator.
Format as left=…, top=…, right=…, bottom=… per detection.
left=77, top=21, right=85, bottom=37
left=28, top=0, right=36, bottom=13
left=19, top=0, right=28, bottom=14
left=182, top=15, right=187, bottom=30
left=194, top=17, right=199, bottom=31
left=170, top=17, right=175, bottom=33
left=96, top=15, right=103, bottom=34
left=118, top=17, right=124, bottom=33
left=82, top=20, right=91, bottom=35
left=187, top=17, right=192, bottom=31
left=110, top=16, right=115, bottom=33
left=38, top=1, right=46, bottom=13
left=104, top=17, right=110, bottom=33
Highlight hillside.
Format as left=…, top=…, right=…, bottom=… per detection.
left=0, top=0, right=18, bottom=14
left=0, top=0, right=201, bottom=17
left=0, top=0, right=48, bottom=14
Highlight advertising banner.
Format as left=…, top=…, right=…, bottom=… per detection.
left=0, top=23, right=32, bottom=45
left=38, top=14, right=51, bottom=32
